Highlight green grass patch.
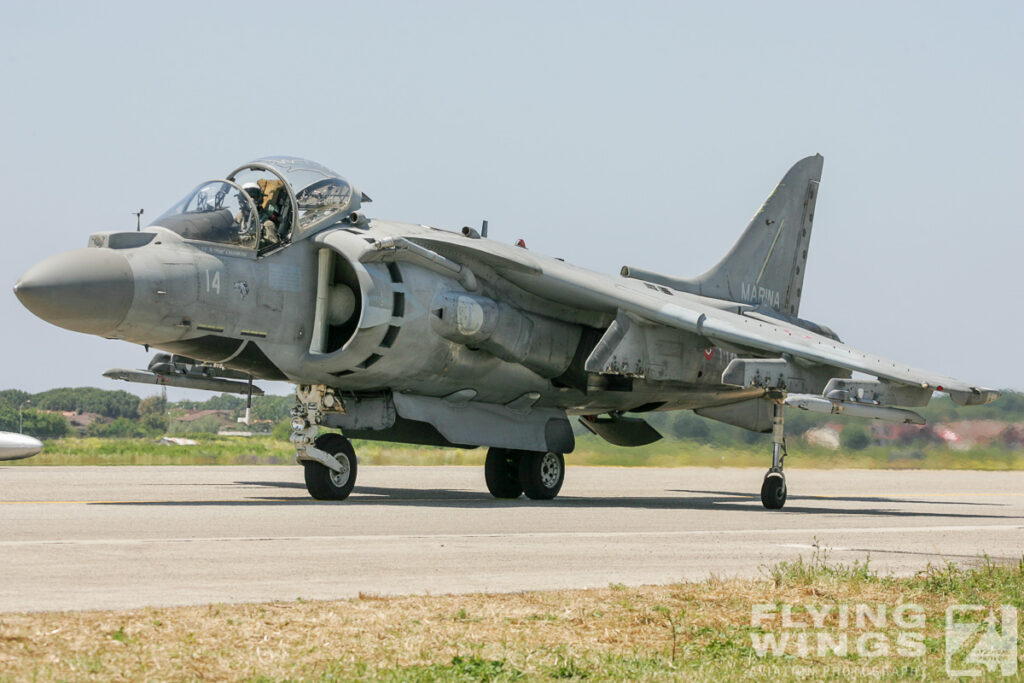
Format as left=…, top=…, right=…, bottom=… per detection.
left=375, top=656, right=524, bottom=682
left=15, top=436, right=296, bottom=466
left=8, top=433, right=1024, bottom=470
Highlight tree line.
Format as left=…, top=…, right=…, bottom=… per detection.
left=0, top=388, right=295, bottom=439
left=1, top=386, right=1021, bottom=443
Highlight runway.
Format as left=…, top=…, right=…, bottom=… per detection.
left=1, top=465, right=1021, bottom=613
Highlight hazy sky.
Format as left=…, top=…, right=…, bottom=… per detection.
left=1, top=1, right=1021, bottom=400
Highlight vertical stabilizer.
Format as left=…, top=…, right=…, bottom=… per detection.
left=681, top=154, right=822, bottom=317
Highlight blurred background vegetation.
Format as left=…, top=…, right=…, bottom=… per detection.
left=2, top=387, right=1023, bottom=468
left=0, top=388, right=294, bottom=440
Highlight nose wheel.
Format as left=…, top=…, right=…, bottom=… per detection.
left=302, top=433, right=358, bottom=500
left=761, top=400, right=788, bottom=510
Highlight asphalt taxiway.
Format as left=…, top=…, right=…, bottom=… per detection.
left=1, top=466, right=1021, bottom=613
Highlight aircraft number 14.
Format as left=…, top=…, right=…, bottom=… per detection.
left=205, top=269, right=221, bottom=294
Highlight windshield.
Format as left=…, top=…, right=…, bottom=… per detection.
left=152, top=181, right=259, bottom=248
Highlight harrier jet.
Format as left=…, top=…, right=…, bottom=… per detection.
left=14, top=156, right=998, bottom=508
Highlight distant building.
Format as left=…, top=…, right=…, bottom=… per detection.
left=45, top=410, right=104, bottom=435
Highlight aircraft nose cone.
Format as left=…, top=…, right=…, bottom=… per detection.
left=14, top=248, right=134, bottom=335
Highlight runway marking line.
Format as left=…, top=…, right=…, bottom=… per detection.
left=0, top=524, right=1020, bottom=548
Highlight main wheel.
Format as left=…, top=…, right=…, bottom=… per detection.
left=760, top=472, right=786, bottom=510
left=518, top=451, right=565, bottom=500
left=303, top=433, right=358, bottom=501
left=485, top=447, right=523, bottom=498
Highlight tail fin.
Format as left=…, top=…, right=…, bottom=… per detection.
left=690, top=154, right=822, bottom=316
left=623, top=155, right=823, bottom=317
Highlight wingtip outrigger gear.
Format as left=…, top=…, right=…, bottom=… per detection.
left=761, top=398, right=788, bottom=510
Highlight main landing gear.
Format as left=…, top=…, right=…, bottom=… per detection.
left=761, top=400, right=787, bottom=510
left=485, top=447, right=565, bottom=500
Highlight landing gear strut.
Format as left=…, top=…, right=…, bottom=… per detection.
left=761, top=400, right=787, bottom=510
left=290, top=385, right=358, bottom=501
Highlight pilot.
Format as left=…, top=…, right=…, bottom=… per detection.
left=241, top=182, right=283, bottom=246
left=242, top=181, right=263, bottom=207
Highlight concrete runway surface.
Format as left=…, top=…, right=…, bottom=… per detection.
left=1, top=465, right=1022, bottom=613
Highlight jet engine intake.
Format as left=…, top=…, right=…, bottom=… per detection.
left=312, top=247, right=369, bottom=355
left=328, top=284, right=356, bottom=326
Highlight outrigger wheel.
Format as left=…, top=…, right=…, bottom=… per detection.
left=485, top=448, right=565, bottom=501
left=303, top=433, right=358, bottom=501
left=761, top=471, right=786, bottom=509
left=761, top=399, right=788, bottom=510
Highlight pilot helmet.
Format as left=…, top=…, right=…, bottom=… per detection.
left=241, top=182, right=263, bottom=203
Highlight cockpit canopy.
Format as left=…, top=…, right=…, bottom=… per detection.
left=152, top=157, right=367, bottom=252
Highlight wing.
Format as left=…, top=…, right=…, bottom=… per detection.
left=655, top=302, right=998, bottom=405
left=400, top=233, right=997, bottom=407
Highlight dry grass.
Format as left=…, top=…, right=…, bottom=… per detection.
left=2, top=555, right=1021, bottom=681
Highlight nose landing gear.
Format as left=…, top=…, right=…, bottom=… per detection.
left=303, top=433, right=358, bottom=500
left=290, top=385, right=358, bottom=501
left=761, top=399, right=788, bottom=510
